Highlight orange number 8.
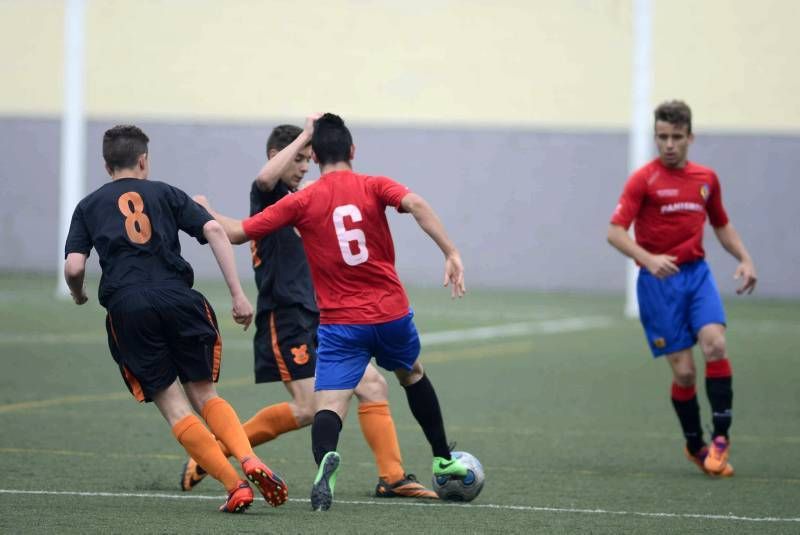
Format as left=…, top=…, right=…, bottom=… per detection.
left=117, top=192, right=152, bottom=244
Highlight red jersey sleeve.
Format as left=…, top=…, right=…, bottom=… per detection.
left=610, top=170, right=647, bottom=229
left=368, top=176, right=411, bottom=212
left=705, top=173, right=729, bottom=228
left=242, top=192, right=304, bottom=240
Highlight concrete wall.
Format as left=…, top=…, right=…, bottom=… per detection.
left=1, top=1, right=799, bottom=296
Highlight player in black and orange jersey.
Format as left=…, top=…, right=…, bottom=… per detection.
left=180, top=118, right=437, bottom=499
left=63, top=125, right=287, bottom=513
left=608, top=101, right=757, bottom=477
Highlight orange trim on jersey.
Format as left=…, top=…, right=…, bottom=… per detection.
left=122, top=365, right=146, bottom=402
left=203, top=300, right=223, bottom=381
left=269, top=311, right=292, bottom=382
left=107, top=313, right=120, bottom=347
left=250, top=240, right=262, bottom=268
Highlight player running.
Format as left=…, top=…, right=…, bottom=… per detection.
left=64, top=125, right=287, bottom=513
left=195, top=112, right=469, bottom=511
left=180, top=119, right=436, bottom=499
left=607, top=101, right=757, bottom=477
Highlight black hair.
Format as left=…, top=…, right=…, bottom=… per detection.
left=266, top=124, right=303, bottom=155
left=311, top=113, right=352, bottom=166
left=103, top=125, right=149, bottom=171
left=654, top=100, right=692, bottom=134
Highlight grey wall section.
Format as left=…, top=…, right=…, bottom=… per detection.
left=1, top=117, right=798, bottom=297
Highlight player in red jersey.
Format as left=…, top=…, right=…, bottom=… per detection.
left=195, top=113, right=468, bottom=511
left=180, top=120, right=436, bottom=500
left=607, top=101, right=757, bottom=476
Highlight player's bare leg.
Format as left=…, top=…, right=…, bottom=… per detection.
left=697, top=323, right=733, bottom=475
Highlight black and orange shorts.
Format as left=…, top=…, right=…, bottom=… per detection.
left=253, top=305, right=319, bottom=383
left=105, top=284, right=222, bottom=402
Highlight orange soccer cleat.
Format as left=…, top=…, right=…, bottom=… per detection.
left=219, top=480, right=254, bottom=513
left=685, top=443, right=734, bottom=477
left=375, top=473, right=438, bottom=499
left=703, top=436, right=732, bottom=475
left=241, top=456, right=289, bottom=507
left=180, top=457, right=208, bottom=491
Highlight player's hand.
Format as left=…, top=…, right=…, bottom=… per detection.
left=304, top=113, right=323, bottom=137
left=734, top=261, right=757, bottom=295
left=231, top=293, right=254, bottom=330
left=444, top=252, right=466, bottom=298
left=644, top=254, right=679, bottom=279
left=193, top=195, right=211, bottom=211
left=70, top=289, right=88, bottom=305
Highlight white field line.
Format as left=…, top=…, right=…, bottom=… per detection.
left=0, top=489, right=797, bottom=523
left=420, top=316, right=613, bottom=346
left=0, top=316, right=615, bottom=346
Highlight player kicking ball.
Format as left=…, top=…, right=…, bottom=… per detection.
left=195, top=113, right=469, bottom=511
left=607, top=101, right=757, bottom=477
left=180, top=119, right=436, bottom=500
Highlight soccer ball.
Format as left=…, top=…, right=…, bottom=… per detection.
left=432, top=451, right=485, bottom=502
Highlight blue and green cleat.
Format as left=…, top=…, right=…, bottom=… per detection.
left=432, top=456, right=469, bottom=478
left=311, top=451, right=341, bottom=511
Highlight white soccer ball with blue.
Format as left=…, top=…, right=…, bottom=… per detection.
left=432, top=451, right=485, bottom=502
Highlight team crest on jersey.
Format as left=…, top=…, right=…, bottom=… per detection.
left=291, top=344, right=310, bottom=365
left=653, top=337, right=666, bottom=349
left=700, top=184, right=710, bottom=200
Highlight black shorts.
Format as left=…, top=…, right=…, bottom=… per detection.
left=105, top=285, right=222, bottom=402
left=253, top=305, right=319, bottom=383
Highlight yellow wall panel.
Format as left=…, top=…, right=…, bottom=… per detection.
left=0, top=1, right=64, bottom=116
left=653, top=0, right=800, bottom=131
left=83, top=0, right=632, bottom=127
left=0, top=1, right=798, bottom=131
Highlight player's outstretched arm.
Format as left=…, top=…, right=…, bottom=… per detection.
left=254, top=114, right=321, bottom=191
left=607, top=223, right=679, bottom=279
left=193, top=195, right=249, bottom=245
left=64, top=252, right=89, bottom=305
left=400, top=192, right=465, bottom=298
left=713, top=223, right=757, bottom=294
left=202, top=220, right=253, bottom=330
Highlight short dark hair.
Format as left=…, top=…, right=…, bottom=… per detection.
left=103, top=125, right=149, bottom=171
left=654, top=100, right=692, bottom=134
left=266, top=124, right=303, bottom=155
left=311, top=113, right=352, bottom=166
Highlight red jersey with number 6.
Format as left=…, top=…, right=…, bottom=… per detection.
left=610, top=159, right=730, bottom=265
left=242, top=170, right=411, bottom=324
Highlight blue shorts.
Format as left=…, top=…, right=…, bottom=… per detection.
left=315, top=310, right=421, bottom=391
left=637, top=259, right=726, bottom=357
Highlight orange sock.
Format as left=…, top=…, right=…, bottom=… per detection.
left=172, top=414, right=240, bottom=492
left=358, top=401, right=405, bottom=483
left=215, top=402, right=300, bottom=457
left=244, top=402, right=301, bottom=447
left=201, top=397, right=255, bottom=462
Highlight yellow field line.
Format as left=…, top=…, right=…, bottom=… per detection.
left=0, top=376, right=255, bottom=414
left=0, top=339, right=538, bottom=415
left=0, top=447, right=182, bottom=461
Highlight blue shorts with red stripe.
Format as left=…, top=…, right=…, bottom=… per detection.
left=637, top=259, right=726, bottom=357
left=315, top=309, right=420, bottom=391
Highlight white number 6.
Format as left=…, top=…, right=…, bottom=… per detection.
left=332, top=204, right=369, bottom=266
